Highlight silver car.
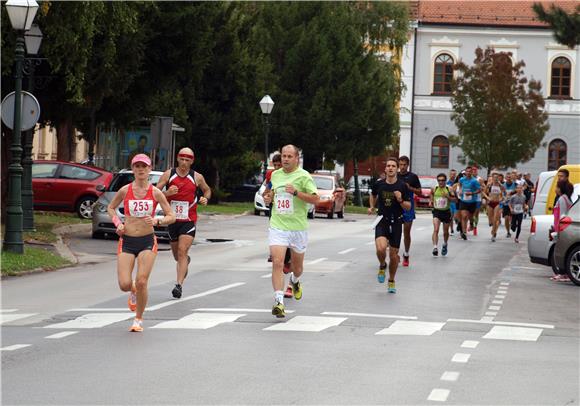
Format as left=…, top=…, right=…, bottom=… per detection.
left=554, top=198, right=580, bottom=286
left=91, top=169, right=168, bottom=239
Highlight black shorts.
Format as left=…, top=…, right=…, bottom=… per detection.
left=502, top=205, right=511, bottom=217
left=168, top=221, right=196, bottom=242
left=432, top=209, right=452, bottom=224
left=459, top=201, right=477, bottom=213
left=375, top=218, right=403, bottom=249
left=118, top=234, right=157, bottom=256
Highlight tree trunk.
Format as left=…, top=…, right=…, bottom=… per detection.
left=56, top=117, right=76, bottom=162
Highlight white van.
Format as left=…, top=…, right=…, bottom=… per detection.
left=531, top=170, right=557, bottom=216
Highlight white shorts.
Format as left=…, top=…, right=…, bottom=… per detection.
left=268, top=227, right=308, bottom=254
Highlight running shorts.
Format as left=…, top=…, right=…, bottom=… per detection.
left=432, top=209, right=452, bottom=224
left=402, top=209, right=415, bottom=223
left=168, top=221, right=196, bottom=242
left=502, top=205, right=511, bottom=217
left=118, top=234, right=157, bottom=256
left=375, top=218, right=403, bottom=249
left=475, top=201, right=482, bottom=209
left=488, top=201, right=500, bottom=209
left=269, top=227, right=308, bottom=254
left=459, top=201, right=477, bottom=213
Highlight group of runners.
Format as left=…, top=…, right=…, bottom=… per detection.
left=108, top=146, right=536, bottom=330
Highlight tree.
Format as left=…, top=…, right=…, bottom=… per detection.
left=533, top=2, right=580, bottom=48
left=450, top=48, right=549, bottom=176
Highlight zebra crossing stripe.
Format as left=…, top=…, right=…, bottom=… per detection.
left=264, top=316, right=346, bottom=332
left=44, top=313, right=134, bottom=329
left=0, top=313, right=38, bottom=325
left=483, top=326, right=543, bottom=341
left=376, top=321, right=445, bottom=336
left=151, top=313, right=244, bottom=329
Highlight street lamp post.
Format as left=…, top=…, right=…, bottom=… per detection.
left=259, top=95, right=274, bottom=181
left=21, top=23, right=43, bottom=231
left=3, top=0, right=39, bottom=253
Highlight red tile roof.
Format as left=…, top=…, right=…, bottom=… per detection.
left=418, top=1, right=579, bottom=28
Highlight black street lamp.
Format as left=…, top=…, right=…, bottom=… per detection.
left=3, top=0, right=39, bottom=254
left=21, top=23, right=43, bottom=231
left=259, top=95, right=274, bottom=181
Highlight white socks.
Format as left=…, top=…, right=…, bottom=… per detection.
left=290, top=274, right=300, bottom=284
left=274, top=290, right=284, bottom=304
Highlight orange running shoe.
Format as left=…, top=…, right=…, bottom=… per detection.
left=129, top=318, right=143, bottom=332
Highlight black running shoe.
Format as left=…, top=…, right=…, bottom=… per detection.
left=432, top=247, right=438, bottom=256
left=172, top=284, right=182, bottom=299
left=461, top=232, right=467, bottom=240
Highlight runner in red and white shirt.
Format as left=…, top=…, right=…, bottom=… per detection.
left=107, top=154, right=175, bottom=332
left=157, top=147, right=212, bottom=299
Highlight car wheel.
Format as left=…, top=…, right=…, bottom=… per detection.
left=77, top=196, right=97, bottom=219
left=307, top=209, right=315, bottom=219
left=91, top=231, right=105, bottom=239
left=337, top=207, right=344, bottom=219
left=254, top=209, right=261, bottom=216
left=565, top=246, right=580, bottom=286
left=327, top=205, right=335, bottom=219
left=549, top=246, right=559, bottom=275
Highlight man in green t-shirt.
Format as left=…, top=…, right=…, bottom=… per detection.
left=431, top=173, right=455, bottom=257
left=263, top=144, right=319, bottom=318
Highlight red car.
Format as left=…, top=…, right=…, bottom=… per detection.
left=414, top=176, right=438, bottom=208
left=309, top=174, right=347, bottom=219
left=32, top=160, right=113, bottom=219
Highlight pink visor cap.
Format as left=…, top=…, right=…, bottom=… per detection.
left=131, top=153, right=152, bottom=167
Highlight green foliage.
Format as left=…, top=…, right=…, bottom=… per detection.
left=450, top=48, right=550, bottom=174
left=533, top=3, right=580, bottom=48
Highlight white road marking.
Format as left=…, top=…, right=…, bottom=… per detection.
left=483, top=326, right=543, bottom=341
left=492, top=300, right=504, bottom=305
left=45, top=331, right=78, bottom=339
left=152, top=313, right=244, bottom=329
left=488, top=306, right=501, bottom=311
left=0, top=313, right=38, bottom=325
left=260, top=274, right=271, bottom=278
left=498, top=287, right=508, bottom=291
left=376, top=321, right=445, bottom=336
left=1, top=344, right=31, bottom=351
left=366, top=241, right=375, bottom=245
left=148, top=282, right=246, bottom=311
left=500, top=282, right=510, bottom=286
left=440, top=371, right=460, bottom=382
left=0, top=309, right=18, bottom=313
left=264, top=316, right=346, bottom=332
left=416, top=227, right=426, bottom=231
left=338, top=248, right=357, bottom=255
left=451, top=353, right=471, bottom=363
left=447, top=318, right=554, bottom=329
left=461, top=340, right=479, bottom=349
left=194, top=308, right=294, bottom=314
left=495, top=295, right=506, bottom=299
left=321, top=311, right=417, bottom=320
left=307, top=258, right=328, bottom=265
left=481, top=316, right=494, bottom=322
left=428, top=388, right=450, bottom=402
left=44, top=313, right=134, bottom=329
left=485, top=311, right=498, bottom=316
left=69, top=308, right=127, bottom=312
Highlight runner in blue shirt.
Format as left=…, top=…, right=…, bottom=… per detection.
left=458, top=167, right=481, bottom=240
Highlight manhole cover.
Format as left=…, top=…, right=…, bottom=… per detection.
left=205, top=238, right=233, bottom=243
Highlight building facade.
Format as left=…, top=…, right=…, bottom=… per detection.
left=400, top=1, right=579, bottom=177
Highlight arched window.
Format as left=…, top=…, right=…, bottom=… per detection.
left=431, top=136, right=449, bottom=168
left=433, top=54, right=454, bottom=95
left=548, top=139, right=567, bottom=170
left=551, top=57, right=571, bottom=98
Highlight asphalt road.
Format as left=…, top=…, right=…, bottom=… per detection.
left=2, top=213, right=579, bottom=405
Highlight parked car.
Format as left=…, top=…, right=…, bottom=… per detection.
left=91, top=169, right=168, bottom=239
left=346, top=175, right=373, bottom=197
left=254, top=182, right=269, bottom=215
left=415, top=176, right=437, bottom=208
left=528, top=183, right=580, bottom=273
left=32, top=160, right=113, bottom=219
left=530, top=170, right=556, bottom=216
left=553, top=197, right=580, bottom=286
left=309, top=174, right=346, bottom=219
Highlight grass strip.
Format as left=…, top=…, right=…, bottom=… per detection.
left=1, top=246, right=71, bottom=276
